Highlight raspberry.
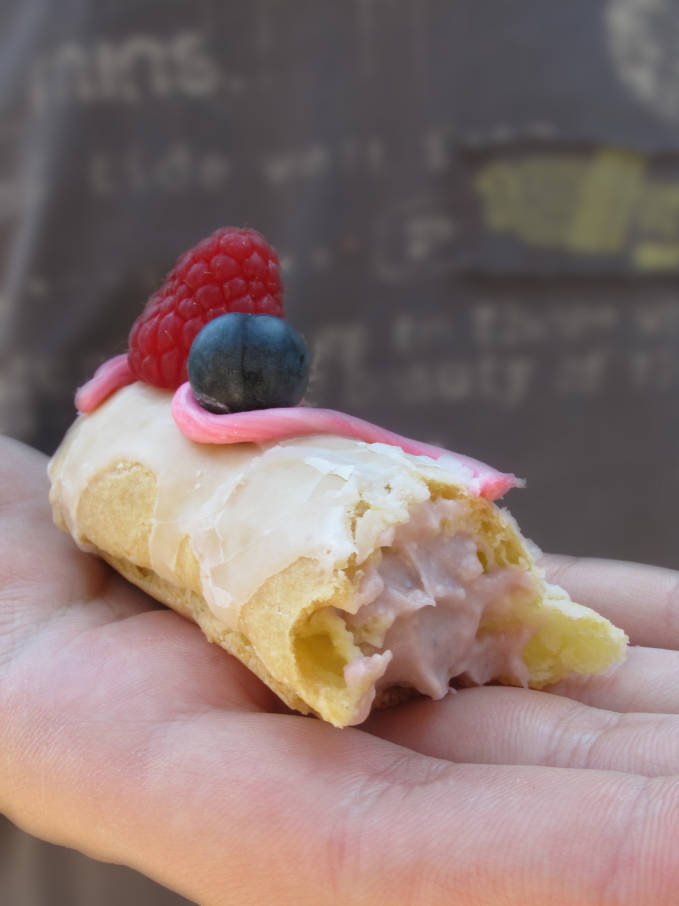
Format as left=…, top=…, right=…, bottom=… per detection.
left=128, top=227, right=284, bottom=388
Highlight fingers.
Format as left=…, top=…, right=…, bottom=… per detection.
left=365, top=685, right=679, bottom=776
left=7, top=704, right=679, bottom=906
left=547, top=646, right=679, bottom=714
left=364, top=553, right=679, bottom=777
left=542, top=553, right=679, bottom=650
left=141, top=716, right=679, bottom=905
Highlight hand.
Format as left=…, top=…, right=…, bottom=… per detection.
left=1, top=435, right=678, bottom=906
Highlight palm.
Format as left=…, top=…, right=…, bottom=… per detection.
left=3, top=435, right=679, bottom=906
left=3, top=438, right=277, bottom=722
left=22, top=546, right=283, bottom=723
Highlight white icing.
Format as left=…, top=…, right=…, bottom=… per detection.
left=49, top=383, right=470, bottom=628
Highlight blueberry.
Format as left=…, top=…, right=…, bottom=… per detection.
left=188, top=313, right=310, bottom=413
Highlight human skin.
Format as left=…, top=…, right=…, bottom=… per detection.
left=1, top=434, right=679, bottom=905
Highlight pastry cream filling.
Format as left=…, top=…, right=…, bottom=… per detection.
left=337, top=499, right=537, bottom=720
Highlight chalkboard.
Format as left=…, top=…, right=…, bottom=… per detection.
left=2, top=0, right=679, bottom=560
left=4, top=1, right=679, bottom=904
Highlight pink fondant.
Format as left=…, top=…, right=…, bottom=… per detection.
left=73, top=358, right=520, bottom=501
left=171, top=382, right=520, bottom=500
left=75, top=355, right=136, bottom=413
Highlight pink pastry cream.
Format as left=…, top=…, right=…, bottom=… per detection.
left=75, top=357, right=520, bottom=501
left=337, top=498, right=537, bottom=724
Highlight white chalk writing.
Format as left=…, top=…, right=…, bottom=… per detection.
left=261, top=144, right=330, bottom=185
left=606, top=0, right=679, bottom=124
left=555, top=350, right=610, bottom=396
left=632, top=299, right=679, bottom=338
left=260, top=137, right=383, bottom=187
left=30, top=32, right=232, bottom=111
left=472, top=301, right=620, bottom=346
left=309, top=294, right=679, bottom=412
left=375, top=199, right=460, bottom=282
left=84, top=134, right=385, bottom=200
left=88, top=144, right=231, bottom=196
left=628, top=346, right=679, bottom=392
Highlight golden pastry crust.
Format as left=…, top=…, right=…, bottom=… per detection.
left=50, top=459, right=627, bottom=727
left=50, top=455, right=428, bottom=723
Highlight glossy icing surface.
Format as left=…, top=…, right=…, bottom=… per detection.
left=52, top=383, right=497, bottom=628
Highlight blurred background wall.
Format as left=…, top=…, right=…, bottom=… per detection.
left=2, top=1, right=679, bottom=903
